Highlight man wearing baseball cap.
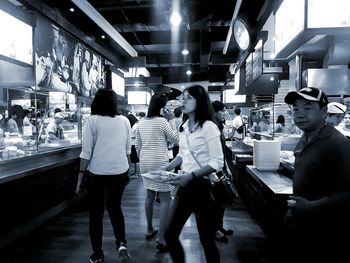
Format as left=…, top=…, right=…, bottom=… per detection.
left=326, top=101, right=347, bottom=127
left=283, top=87, right=350, bottom=261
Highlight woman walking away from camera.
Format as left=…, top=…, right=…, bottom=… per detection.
left=135, top=93, right=178, bottom=252
left=163, top=85, right=224, bottom=263
left=127, top=113, right=141, bottom=179
left=76, top=89, right=132, bottom=263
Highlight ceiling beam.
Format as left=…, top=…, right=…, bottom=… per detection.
left=70, top=0, right=138, bottom=57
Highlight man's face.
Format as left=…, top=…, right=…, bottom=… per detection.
left=291, top=98, right=326, bottom=132
left=327, top=113, right=345, bottom=127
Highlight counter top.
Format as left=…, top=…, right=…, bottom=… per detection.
left=246, top=165, right=293, bottom=195
left=0, top=145, right=81, bottom=184
left=226, top=140, right=253, bottom=155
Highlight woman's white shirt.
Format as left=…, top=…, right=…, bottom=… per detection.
left=178, top=120, right=224, bottom=173
left=80, top=115, right=131, bottom=175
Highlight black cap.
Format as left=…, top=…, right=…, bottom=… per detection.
left=284, top=87, right=328, bottom=106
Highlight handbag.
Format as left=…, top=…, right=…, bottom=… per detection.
left=79, top=120, right=97, bottom=191
left=210, top=173, right=238, bottom=208
left=185, top=132, right=238, bottom=207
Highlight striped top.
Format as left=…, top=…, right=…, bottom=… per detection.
left=135, top=117, right=178, bottom=191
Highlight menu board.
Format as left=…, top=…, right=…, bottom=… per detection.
left=245, top=43, right=263, bottom=87
left=34, top=16, right=105, bottom=98
left=0, top=10, right=33, bottom=65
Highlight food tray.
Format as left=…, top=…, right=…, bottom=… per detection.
left=141, top=171, right=177, bottom=182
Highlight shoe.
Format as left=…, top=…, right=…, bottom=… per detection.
left=146, top=229, right=158, bottom=240
left=220, top=228, right=234, bottom=236
left=117, top=243, right=131, bottom=259
left=89, top=252, right=104, bottom=263
left=215, top=235, right=229, bottom=243
left=130, top=174, right=139, bottom=179
left=156, top=241, right=169, bottom=253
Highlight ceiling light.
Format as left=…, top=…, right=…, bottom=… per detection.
left=181, top=49, right=189, bottom=55
left=69, top=7, right=75, bottom=12
left=186, top=69, right=192, bottom=75
left=170, top=12, right=182, bottom=28
left=101, top=35, right=105, bottom=39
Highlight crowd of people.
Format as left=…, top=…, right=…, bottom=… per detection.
left=74, top=86, right=350, bottom=263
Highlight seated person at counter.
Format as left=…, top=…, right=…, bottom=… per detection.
left=283, top=87, right=350, bottom=262
left=326, top=101, right=346, bottom=127
left=46, top=112, right=65, bottom=142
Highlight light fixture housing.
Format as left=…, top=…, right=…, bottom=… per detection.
left=233, top=17, right=251, bottom=51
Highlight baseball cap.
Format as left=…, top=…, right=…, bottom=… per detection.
left=284, top=87, right=328, bottom=106
left=54, top=112, right=65, bottom=119
left=327, top=102, right=347, bottom=114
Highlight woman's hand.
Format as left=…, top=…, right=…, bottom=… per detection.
left=168, top=172, right=192, bottom=187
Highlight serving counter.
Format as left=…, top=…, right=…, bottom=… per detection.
left=0, top=145, right=83, bottom=249
left=242, top=165, right=292, bottom=237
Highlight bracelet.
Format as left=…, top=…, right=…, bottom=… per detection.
left=191, top=172, right=196, bottom=180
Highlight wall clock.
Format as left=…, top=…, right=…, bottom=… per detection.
left=233, top=18, right=251, bottom=51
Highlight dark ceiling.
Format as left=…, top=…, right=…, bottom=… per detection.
left=26, top=0, right=274, bottom=85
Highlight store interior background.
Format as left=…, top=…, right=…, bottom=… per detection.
left=1, top=0, right=350, bottom=251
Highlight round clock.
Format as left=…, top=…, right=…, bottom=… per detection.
left=233, top=18, right=251, bottom=51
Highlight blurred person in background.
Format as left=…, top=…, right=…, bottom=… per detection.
left=326, top=101, right=347, bottom=127
left=127, top=113, right=141, bottom=179
left=336, top=111, right=350, bottom=139
left=211, top=100, right=234, bottom=243
left=275, top=114, right=285, bottom=133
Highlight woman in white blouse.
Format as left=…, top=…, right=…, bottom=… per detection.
left=76, top=89, right=132, bottom=262
left=163, top=85, right=224, bottom=263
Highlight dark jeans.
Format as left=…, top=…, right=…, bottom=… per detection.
left=165, top=179, right=220, bottom=263
left=87, top=170, right=129, bottom=253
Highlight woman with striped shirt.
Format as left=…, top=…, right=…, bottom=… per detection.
left=135, top=93, right=178, bottom=252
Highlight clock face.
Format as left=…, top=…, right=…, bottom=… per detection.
left=233, top=19, right=250, bottom=51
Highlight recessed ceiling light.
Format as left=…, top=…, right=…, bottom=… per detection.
left=170, top=12, right=182, bottom=27
left=69, top=7, right=75, bottom=12
left=181, top=49, right=189, bottom=55
left=101, top=35, right=106, bottom=39
left=186, top=69, right=192, bottom=75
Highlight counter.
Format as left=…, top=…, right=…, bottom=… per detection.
left=242, top=165, right=292, bottom=237
left=0, top=145, right=83, bottom=249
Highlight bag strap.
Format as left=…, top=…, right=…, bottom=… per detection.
left=184, top=132, right=202, bottom=169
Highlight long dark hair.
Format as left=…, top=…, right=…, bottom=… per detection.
left=91, top=89, right=118, bottom=117
left=147, top=93, right=168, bottom=117
left=179, top=85, right=214, bottom=131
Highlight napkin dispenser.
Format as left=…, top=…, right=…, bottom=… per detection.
left=253, top=140, right=281, bottom=171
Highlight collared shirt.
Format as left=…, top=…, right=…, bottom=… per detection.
left=80, top=115, right=131, bottom=175
left=293, top=124, right=350, bottom=201
left=46, top=119, right=64, bottom=139
left=178, top=120, right=224, bottom=173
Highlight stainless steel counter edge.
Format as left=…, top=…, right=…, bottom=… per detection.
left=0, top=145, right=82, bottom=184
left=246, top=165, right=293, bottom=195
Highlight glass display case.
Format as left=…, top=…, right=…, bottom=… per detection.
left=0, top=87, right=85, bottom=161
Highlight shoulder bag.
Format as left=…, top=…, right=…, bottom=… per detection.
left=185, top=132, right=238, bottom=208
left=79, top=119, right=97, bottom=191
